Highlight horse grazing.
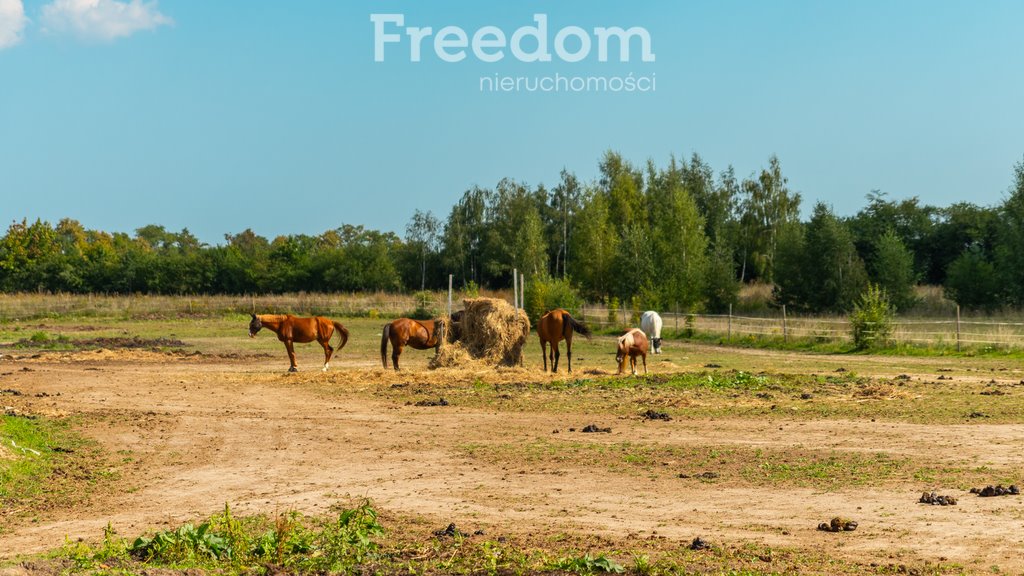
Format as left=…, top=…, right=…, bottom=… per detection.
left=380, top=318, right=447, bottom=371
left=640, top=310, right=664, bottom=354
left=616, top=328, right=649, bottom=375
left=538, top=309, right=592, bottom=373
left=249, top=313, right=349, bottom=372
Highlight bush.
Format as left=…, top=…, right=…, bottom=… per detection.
left=849, top=284, right=894, bottom=350
left=409, top=291, right=438, bottom=320
left=523, top=275, right=582, bottom=325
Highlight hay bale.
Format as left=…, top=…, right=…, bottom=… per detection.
left=430, top=297, right=530, bottom=369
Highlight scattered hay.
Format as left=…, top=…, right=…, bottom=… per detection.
left=429, top=298, right=530, bottom=370
left=429, top=344, right=474, bottom=369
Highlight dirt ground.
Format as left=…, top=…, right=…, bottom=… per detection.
left=1, top=344, right=1023, bottom=573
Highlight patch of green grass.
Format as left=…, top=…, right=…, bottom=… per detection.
left=458, top=439, right=1017, bottom=490
left=0, top=415, right=114, bottom=530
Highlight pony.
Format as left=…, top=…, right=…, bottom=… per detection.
left=538, top=309, right=591, bottom=373
left=615, top=328, right=649, bottom=375
left=380, top=317, right=447, bottom=371
left=248, top=313, right=349, bottom=372
left=640, top=310, right=663, bottom=354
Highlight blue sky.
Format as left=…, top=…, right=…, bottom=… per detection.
left=2, top=0, right=1022, bottom=244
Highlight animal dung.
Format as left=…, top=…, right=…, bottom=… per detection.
left=919, top=491, right=957, bottom=505
left=970, top=484, right=1020, bottom=497
left=818, top=517, right=857, bottom=532
left=689, top=536, right=711, bottom=550
left=429, top=298, right=530, bottom=369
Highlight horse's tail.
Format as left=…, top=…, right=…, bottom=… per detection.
left=380, top=323, right=391, bottom=369
left=332, top=321, right=350, bottom=350
left=564, top=313, right=592, bottom=340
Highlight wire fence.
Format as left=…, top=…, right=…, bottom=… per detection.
left=4, top=292, right=1024, bottom=351
left=577, top=304, right=1024, bottom=351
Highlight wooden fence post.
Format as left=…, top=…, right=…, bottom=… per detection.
left=956, top=305, right=961, bottom=352
left=782, top=305, right=788, bottom=343
left=447, top=274, right=453, bottom=317
left=728, top=303, right=732, bottom=341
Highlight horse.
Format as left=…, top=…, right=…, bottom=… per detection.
left=538, top=309, right=591, bottom=373
left=640, top=310, right=663, bottom=354
left=615, top=328, right=649, bottom=375
left=380, top=317, right=447, bottom=371
left=248, top=313, right=349, bottom=372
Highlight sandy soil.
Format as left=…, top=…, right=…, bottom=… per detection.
left=1, top=349, right=1023, bottom=572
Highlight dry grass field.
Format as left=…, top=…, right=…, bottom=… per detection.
left=1, top=308, right=1023, bottom=574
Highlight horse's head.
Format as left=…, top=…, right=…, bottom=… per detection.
left=431, top=318, right=448, bottom=346
left=651, top=337, right=662, bottom=354
left=248, top=313, right=262, bottom=338
left=615, top=334, right=629, bottom=367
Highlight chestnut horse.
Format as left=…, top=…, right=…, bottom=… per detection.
left=380, top=318, right=447, bottom=371
left=249, top=313, right=349, bottom=372
left=616, top=328, right=649, bottom=375
left=538, top=309, right=591, bottom=373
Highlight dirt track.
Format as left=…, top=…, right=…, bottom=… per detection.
left=2, top=350, right=1023, bottom=571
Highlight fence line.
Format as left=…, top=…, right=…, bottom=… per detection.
left=5, top=293, right=1024, bottom=350
left=577, top=304, right=1024, bottom=350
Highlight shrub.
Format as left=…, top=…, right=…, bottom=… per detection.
left=523, top=275, right=582, bottom=325
left=849, top=284, right=894, bottom=350
left=409, top=291, right=438, bottom=320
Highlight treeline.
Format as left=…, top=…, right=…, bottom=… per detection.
left=3, top=151, right=1023, bottom=313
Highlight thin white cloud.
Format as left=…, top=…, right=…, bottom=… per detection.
left=41, top=0, right=172, bottom=41
left=0, top=0, right=28, bottom=49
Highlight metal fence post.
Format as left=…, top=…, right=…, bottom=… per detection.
left=512, top=269, right=518, bottom=311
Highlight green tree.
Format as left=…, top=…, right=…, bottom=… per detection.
left=405, top=209, right=441, bottom=291
left=945, top=246, right=1000, bottom=312
left=646, top=164, right=709, bottom=311
left=870, top=229, right=918, bottom=312
left=441, top=187, right=489, bottom=287
left=774, top=203, right=867, bottom=313
left=570, top=187, right=618, bottom=299
left=737, top=155, right=801, bottom=282
left=995, top=156, right=1024, bottom=306
left=547, top=169, right=582, bottom=279
left=599, top=150, right=645, bottom=232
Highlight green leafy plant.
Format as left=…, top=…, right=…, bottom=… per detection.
left=524, top=274, right=582, bottom=324
left=410, top=290, right=438, bottom=320
left=130, top=522, right=230, bottom=562
left=849, top=284, right=894, bottom=350
left=548, top=553, right=624, bottom=574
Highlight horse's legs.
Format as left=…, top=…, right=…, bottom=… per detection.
left=392, top=344, right=402, bottom=371
left=552, top=342, right=560, bottom=373
left=320, top=339, right=334, bottom=372
left=540, top=340, right=548, bottom=372
left=565, top=334, right=573, bottom=373
left=284, top=341, right=298, bottom=372
left=642, top=352, right=647, bottom=374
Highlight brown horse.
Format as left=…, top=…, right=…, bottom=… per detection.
left=249, top=313, right=349, bottom=372
left=615, top=328, right=649, bottom=376
left=380, top=318, right=447, bottom=371
left=538, top=309, right=591, bottom=373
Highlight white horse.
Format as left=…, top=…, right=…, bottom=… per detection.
left=640, top=311, right=663, bottom=354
